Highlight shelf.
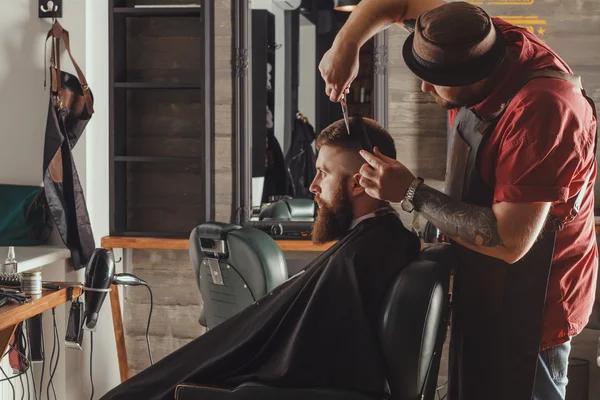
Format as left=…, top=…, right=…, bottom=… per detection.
left=113, top=7, right=202, bottom=17
left=110, top=231, right=192, bottom=239
left=115, top=156, right=201, bottom=163
left=114, top=82, right=202, bottom=89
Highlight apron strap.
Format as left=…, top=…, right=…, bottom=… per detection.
left=525, top=69, right=583, bottom=89
left=45, top=20, right=94, bottom=115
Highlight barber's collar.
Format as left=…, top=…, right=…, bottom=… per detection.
left=349, top=206, right=399, bottom=230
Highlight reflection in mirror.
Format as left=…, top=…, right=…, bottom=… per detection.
left=235, top=1, right=388, bottom=239
left=250, top=3, right=318, bottom=225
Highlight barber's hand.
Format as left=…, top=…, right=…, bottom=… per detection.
left=319, top=41, right=360, bottom=102
left=359, top=147, right=416, bottom=203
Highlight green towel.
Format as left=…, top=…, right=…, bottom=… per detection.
left=0, top=185, right=53, bottom=246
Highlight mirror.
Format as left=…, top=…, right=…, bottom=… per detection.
left=232, top=0, right=388, bottom=239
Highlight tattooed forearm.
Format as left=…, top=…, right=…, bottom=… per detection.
left=414, top=184, right=505, bottom=248
left=402, top=19, right=416, bottom=33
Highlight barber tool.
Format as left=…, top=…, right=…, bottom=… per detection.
left=0, top=271, right=21, bottom=286
left=355, top=112, right=374, bottom=153
left=27, top=315, right=44, bottom=362
left=66, top=248, right=155, bottom=364
left=65, top=297, right=84, bottom=349
left=21, top=271, right=43, bottom=295
left=0, top=272, right=61, bottom=290
left=340, top=96, right=351, bottom=135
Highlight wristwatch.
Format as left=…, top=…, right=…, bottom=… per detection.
left=401, top=177, right=424, bottom=213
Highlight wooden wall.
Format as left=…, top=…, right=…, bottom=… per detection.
left=122, top=1, right=600, bottom=397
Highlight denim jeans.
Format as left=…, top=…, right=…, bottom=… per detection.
left=533, top=339, right=572, bottom=400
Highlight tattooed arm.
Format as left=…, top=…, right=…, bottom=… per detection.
left=414, top=184, right=551, bottom=263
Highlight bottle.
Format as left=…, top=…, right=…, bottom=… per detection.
left=3, top=247, right=18, bottom=273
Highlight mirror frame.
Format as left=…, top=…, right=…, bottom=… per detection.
left=232, top=1, right=389, bottom=230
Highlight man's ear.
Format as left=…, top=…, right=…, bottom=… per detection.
left=350, top=173, right=365, bottom=197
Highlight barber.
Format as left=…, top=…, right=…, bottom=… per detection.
left=320, top=1, right=598, bottom=400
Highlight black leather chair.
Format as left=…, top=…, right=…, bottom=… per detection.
left=179, top=243, right=455, bottom=400
left=189, top=222, right=289, bottom=329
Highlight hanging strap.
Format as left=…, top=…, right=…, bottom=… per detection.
left=44, top=20, right=94, bottom=115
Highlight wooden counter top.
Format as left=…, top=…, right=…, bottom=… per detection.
left=101, top=236, right=334, bottom=252
left=102, top=220, right=600, bottom=252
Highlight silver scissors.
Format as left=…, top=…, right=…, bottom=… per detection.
left=340, top=95, right=351, bottom=135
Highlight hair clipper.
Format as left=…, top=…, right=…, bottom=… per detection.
left=65, top=297, right=84, bottom=350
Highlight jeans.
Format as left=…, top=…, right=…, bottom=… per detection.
left=533, top=339, right=572, bottom=400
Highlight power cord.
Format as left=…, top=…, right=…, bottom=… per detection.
left=143, top=283, right=154, bottom=366
left=0, top=323, right=32, bottom=399
left=38, top=323, right=45, bottom=400
left=0, top=362, right=15, bottom=399
left=26, top=321, right=37, bottom=400
left=46, top=308, right=59, bottom=400
left=89, top=331, right=94, bottom=400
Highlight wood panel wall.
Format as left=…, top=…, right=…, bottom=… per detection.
left=123, top=1, right=600, bottom=397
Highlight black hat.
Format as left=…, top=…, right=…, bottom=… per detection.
left=402, top=2, right=506, bottom=87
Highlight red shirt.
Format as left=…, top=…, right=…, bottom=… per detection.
left=449, top=18, right=598, bottom=351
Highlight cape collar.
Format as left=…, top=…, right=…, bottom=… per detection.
left=349, top=206, right=399, bottom=230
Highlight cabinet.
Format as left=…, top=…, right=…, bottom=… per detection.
left=109, top=0, right=214, bottom=237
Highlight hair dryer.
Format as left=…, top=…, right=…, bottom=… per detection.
left=66, top=248, right=154, bottom=365
left=83, top=248, right=147, bottom=330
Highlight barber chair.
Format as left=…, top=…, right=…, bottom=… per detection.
left=259, top=198, right=316, bottom=221
left=189, top=222, right=289, bottom=329
left=179, top=242, right=455, bottom=400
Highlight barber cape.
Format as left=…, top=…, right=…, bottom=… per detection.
left=101, top=209, right=421, bottom=400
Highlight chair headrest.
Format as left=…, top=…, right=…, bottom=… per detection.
left=380, top=244, right=455, bottom=399
left=189, top=223, right=288, bottom=301
left=192, top=222, right=242, bottom=256
left=259, top=198, right=315, bottom=221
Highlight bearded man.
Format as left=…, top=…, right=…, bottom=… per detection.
left=101, top=117, right=420, bottom=400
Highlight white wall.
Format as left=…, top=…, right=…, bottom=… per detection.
left=0, top=1, right=117, bottom=399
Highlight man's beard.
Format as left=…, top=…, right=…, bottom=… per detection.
left=430, top=92, right=461, bottom=110
left=311, top=179, right=354, bottom=245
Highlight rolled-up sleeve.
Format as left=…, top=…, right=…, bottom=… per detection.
left=492, top=97, right=584, bottom=205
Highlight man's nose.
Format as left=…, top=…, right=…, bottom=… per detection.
left=309, top=179, right=320, bottom=195
left=421, top=81, right=434, bottom=93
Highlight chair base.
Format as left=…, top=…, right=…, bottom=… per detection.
left=175, top=382, right=382, bottom=400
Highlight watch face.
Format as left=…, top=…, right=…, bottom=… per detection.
left=401, top=200, right=414, bottom=213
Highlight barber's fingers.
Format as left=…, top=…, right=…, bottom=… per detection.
left=359, top=163, right=379, bottom=181
left=359, top=150, right=387, bottom=170
left=373, top=147, right=397, bottom=164
left=359, top=176, right=383, bottom=199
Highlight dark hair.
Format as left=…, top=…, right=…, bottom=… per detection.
left=316, top=117, right=397, bottom=160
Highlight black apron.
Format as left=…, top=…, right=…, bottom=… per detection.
left=446, top=70, right=597, bottom=400
left=43, top=20, right=96, bottom=270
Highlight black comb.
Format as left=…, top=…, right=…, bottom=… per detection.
left=353, top=112, right=374, bottom=153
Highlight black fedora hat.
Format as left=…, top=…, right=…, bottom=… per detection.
left=402, top=2, right=507, bottom=87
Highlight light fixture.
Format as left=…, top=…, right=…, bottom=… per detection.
left=333, top=0, right=360, bottom=12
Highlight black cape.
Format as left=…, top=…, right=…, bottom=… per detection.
left=101, top=212, right=421, bottom=400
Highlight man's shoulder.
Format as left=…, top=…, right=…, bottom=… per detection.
left=344, top=214, right=420, bottom=258
left=506, top=76, right=595, bottom=132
